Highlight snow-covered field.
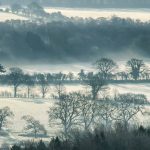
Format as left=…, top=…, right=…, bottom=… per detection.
left=0, top=99, right=51, bottom=146
left=0, top=12, right=27, bottom=22
left=0, top=7, right=150, bottom=22
left=0, top=83, right=150, bottom=147
left=0, top=83, right=150, bottom=99
left=45, top=7, right=150, bottom=22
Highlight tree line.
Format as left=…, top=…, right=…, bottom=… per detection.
left=0, top=58, right=149, bottom=98
left=0, top=16, right=150, bottom=63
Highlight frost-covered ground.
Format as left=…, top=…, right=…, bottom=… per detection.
left=45, top=7, right=150, bottom=22
left=1, top=83, right=150, bottom=99
left=0, top=12, right=27, bottom=22
left=0, top=98, right=52, bottom=147
left=0, top=6, right=150, bottom=22
left=0, top=83, right=150, bottom=146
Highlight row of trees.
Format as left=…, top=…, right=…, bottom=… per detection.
left=0, top=58, right=149, bottom=98
left=95, top=58, right=150, bottom=81
left=4, top=2, right=67, bottom=22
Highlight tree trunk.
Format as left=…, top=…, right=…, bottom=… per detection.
left=34, top=130, right=37, bottom=138
left=27, top=86, right=30, bottom=98
left=0, top=123, right=2, bottom=130
left=42, top=91, right=45, bottom=98
left=64, top=125, right=68, bottom=139
left=14, top=86, right=17, bottom=98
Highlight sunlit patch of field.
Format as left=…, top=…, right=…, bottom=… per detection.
left=0, top=12, right=27, bottom=22
left=45, top=7, right=150, bottom=21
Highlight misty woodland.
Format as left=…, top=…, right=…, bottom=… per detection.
left=0, top=1, right=149, bottom=150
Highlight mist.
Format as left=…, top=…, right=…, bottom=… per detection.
left=0, top=17, right=150, bottom=67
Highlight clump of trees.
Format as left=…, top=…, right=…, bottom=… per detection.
left=9, top=2, right=47, bottom=17
left=95, top=58, right=117, bottom=80
left=127, top=58, right=146, bottom=80
left=1, top=17, right=150, bottom=63
left=48, top=90, right=148, bottom=138
left=22, top=115, right=47, bottom=138
left=0, top=107, right=14, bottom=130
left=0, top=57, right=150, bottom=99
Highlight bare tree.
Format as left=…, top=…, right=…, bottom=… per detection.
left=111, top=93, right=147, bottom=130
left=36, top=74, right=49, bottom=98
left=117, top=71, right=129, bottom=80
left=78, top=69, right=86, bottom=81
left=141, top=67, right=150, bottom=80
left=48, top=92, right=81, bottom=138
left=96, top=95, right=116, bottom=130
left=0, top=107, right=14, bottom=130
left=95, top=58, right=117, bottom=80
left=127, top=58, right=145, bottom=80
left=85, top=73, right=107, bottom=100
left=8, top=67, right=24, bottom=98
left=79, top=93, right=97, bottom=131
left=24, top=74, right=35, bottom=98
left=67, top=72, right=74, bottom=81
left=54, top=81, right=66, bottom=99
left=54, top=72, right=67, bottom=82
left=22, top=115, right=47, bottom=138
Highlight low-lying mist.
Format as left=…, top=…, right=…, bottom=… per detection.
left=0, top=17, right=150, bottom=67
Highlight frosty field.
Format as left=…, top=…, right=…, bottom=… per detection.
left=0, top=12, right=27, bottom=22
left=45, top=7, right=150, bottom=21
left=0, top=7, right=150, bottom=22
left=0, top=83, right=149, bottom=146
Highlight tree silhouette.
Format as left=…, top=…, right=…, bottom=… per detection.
left=127, top=58, right=145, bottom=80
